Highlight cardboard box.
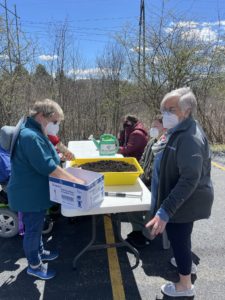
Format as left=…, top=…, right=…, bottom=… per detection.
left=49, top=167, right=104, bottom=211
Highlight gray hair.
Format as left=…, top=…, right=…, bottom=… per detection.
left=161, top=87, right=197, bottom=114
left=29, top=99, right=64, bottom=120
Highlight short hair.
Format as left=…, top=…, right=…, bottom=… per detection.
left=161, top=87, right=197, bottom=114
left=29, top=99, right=64, bottom=120
left=153, top=114, right=163, bottom=123
left=125, top=114, right=139, bottom=124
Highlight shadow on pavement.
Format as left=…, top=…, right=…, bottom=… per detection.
left=0, top=215, right=142, bottom=300
left=121, top=233, right=199, bottom=300
left=0, top=215, right=201, bottom=300
left=0, top=235, right=42, bottom=300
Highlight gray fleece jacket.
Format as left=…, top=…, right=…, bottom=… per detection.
left=157, top=116, right=214, bottom=223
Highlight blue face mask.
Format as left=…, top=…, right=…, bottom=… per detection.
left=162, top=112, right=179, bottom=129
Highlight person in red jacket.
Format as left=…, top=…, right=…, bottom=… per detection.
left=118, top=115, right=148, bottom=161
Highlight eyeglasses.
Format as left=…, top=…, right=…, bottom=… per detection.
left=160, top=107, right=178, bottom=114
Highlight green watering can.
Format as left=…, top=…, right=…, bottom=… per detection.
left=92, top=134, right=119, bottom=156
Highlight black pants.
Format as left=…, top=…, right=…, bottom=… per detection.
left=166, top=222, right=194, bottom=275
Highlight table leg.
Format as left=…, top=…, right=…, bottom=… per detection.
left=115, top=214, right=140, bottom=268
left=72, top=214, right=140, bottom=269
left=72, top=215, right=96, bottom=269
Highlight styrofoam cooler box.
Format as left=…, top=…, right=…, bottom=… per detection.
left=49, top=167, right=104, bottom=211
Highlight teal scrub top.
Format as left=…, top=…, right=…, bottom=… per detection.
left=8, top=117, right=60, bottom=212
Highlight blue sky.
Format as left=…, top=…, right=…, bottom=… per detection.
left=5, top=0, right=225, bottom=71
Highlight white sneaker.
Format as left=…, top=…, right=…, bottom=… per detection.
left=161, top=282, right=196, bottom=297
left=170, top=257, right=197, bottom=275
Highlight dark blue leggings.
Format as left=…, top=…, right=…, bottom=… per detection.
left=166, top=222, right=194, bottom=275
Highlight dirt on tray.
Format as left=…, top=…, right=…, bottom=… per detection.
left=78, top=160, right=137, bottom=172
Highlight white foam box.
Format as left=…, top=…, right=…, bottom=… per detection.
left=49, top=167, right=104, bottom=211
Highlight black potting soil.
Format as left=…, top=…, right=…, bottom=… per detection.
left=79, top=160, right=137, bottom=172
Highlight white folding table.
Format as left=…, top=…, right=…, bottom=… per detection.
left=61, top=178, right=151, bottom=268
left=62, top=140, right=170, bottom=268
left=62, top=140, right=152, bottom=268
left=67, top=140, right=123, bottom=159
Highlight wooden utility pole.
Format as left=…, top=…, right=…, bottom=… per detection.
left=1, top=0, right=21, bottom=71
left=142, top=0, right=146, bottom=80
left=138, top=0, right=146, bottom=82
left=14, top=4, right=21, bottom=65
left=4, top=0, right=13, bottom=74
left=0, top=1, right=18, bottom=17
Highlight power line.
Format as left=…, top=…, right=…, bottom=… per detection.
left=16, top=23, right=123, bottom=34
left=17, top=16, right=138, bottom=24
left=0, top=2, right=20, bottom=18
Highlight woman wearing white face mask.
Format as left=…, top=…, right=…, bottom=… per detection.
left=146, top=88, right=213, bottom=298
left=46, top=121, right=75, bottom=162
left=162, top=111, right=180, bottom=129
left=149, top=126, right=160, bottom=139
left=7, top=99, right=84, bottom=280
left=46, top=121, right=60, bottom=136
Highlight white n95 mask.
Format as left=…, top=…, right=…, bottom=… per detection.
left=46, top=122, right=60, bottom=136
left=149, top=127, right=159, bottom=138
left=162, top=112, right=179, bottom=129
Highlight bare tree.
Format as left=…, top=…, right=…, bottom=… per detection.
left=96, top=43, right=127, bottom=135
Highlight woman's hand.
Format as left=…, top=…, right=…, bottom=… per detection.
left=50, top=166, right=85, bottom=184
left=145, top=215, right=167, bottom=238
left=62, top=150, right=75, bottom=161
left=70, top=176, right=85, bottom=185
left=57, top=142, right=75, bottom=161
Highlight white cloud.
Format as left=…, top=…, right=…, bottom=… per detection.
left=0, top=54, right=9, bottom=60
left=39, top=54, right=58, bottom=61
left=174, top=20, right=225, bottom=28
left=166, top=21, right=218, bottom=42
left=202, top=22, right=213, bottom=27
left=207, top=20, right=225, bottom=27
left=130, top=47, right=152, bottom=53
left=68, top=67, right=121, bottom=79
left=217, top=20, right=225, bottom=27
left=181, top=27, right=217, bottom=42
left=169, top=21, right=199, bottom=28
left=164, top=27, right=173, bottom=34
left=164, top=20, right=225, bottom=44
left=68, top=68, right=103, bottom=79
left=165, top=21, right=199, bottom=35
left=176, top=21, right=199, bottom=28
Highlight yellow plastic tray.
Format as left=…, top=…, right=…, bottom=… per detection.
left=70, top=157, right=143, bottom=186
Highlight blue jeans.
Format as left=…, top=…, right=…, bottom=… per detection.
left=22, top=210, right=46, bottom=266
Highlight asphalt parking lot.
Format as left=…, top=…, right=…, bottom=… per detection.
left=0, top=164, right=225, bottom=300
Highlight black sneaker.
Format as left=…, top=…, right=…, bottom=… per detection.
left=126, top=231, right=148, bottom=249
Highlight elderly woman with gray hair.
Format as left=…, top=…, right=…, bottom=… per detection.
left=146, top=87, right=214, bottom=297
left=7, top=99, right=84, bottom=280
